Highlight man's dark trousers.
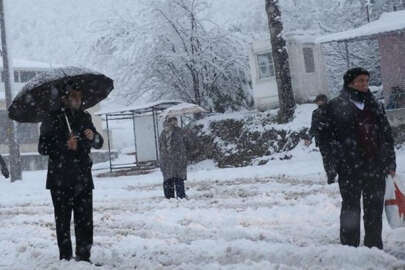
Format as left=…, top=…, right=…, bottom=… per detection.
left=338, top=161, right=386, bottom=249
left=50, top=186, right=93, bottom=260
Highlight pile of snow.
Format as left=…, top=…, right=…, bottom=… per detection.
left=197, top=104, right=315, bottom=134
left=190, top=104, right=316, bottom=167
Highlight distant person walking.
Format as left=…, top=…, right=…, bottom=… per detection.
left=305, top=94, right=337, bottom=184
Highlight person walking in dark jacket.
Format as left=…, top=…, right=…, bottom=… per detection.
left=305, top=94, right=337, bottom=184
left=38, top=89, right=103, bottom=262
left=159, top=116, right=188, bottom=199
left=306, top=94, right=328, bottom=146
left=320, top=67, right=396, bottom=250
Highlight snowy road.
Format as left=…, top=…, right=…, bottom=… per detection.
left=2, top=151, right=405, bottom=269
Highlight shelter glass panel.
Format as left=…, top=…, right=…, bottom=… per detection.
left=20, top=71, right=37, bottom=83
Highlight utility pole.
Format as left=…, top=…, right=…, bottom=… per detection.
left=364, top=0, right=373, bottom=23
left=366, top=4, right=370, bottom=22
left=0, top=0, right=22, bottom=182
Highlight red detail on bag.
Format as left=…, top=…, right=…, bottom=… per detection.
left=385, top=183, right=405, bottom=218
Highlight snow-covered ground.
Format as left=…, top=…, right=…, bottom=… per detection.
left=2, top=146, right=405, bottom=269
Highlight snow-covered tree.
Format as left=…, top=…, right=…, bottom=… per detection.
left=87, top=0, right=253, bottom=112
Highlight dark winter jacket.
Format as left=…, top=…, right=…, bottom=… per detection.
left=320, top=87, right=396, bottom=176
left=38, top=109, right=104, bottom=190
left=159, top=124, right=189, bottom=181
left=309, top=104, right=329, bottom=146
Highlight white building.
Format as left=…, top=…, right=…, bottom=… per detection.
left=249, top=32, right=329, bottom=111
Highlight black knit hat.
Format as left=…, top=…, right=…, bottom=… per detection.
left=343, top=67, right=370, bottom=87
left=314, top=94, right=328, bottom=103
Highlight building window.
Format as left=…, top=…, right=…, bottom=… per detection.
left=0, top=111, right=7, bottom=142
left=1, top=71, right=20, bottom=82
left=257, top=53, right=275, bottom=79
left=0, top=111, right=39, bottom=144
left=1, top=70, right=41, bottom=83
left=14, top=71, right=20, bottom=82
left=17, top=123, right=39, bottom=144
left=303, top=47, right=315, bottom=73
left=20, top=71, right=37, bottom=82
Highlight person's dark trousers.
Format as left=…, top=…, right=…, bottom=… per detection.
left=163, top=178, right=186, bottom=199
left=50, top=187, right=93, bottom=261
left=338, top=161, right=386, bottom=249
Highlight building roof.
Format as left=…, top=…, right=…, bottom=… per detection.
left=0, top=59, right=64, bottom=70
left=317, top=10, right=405, bottom=43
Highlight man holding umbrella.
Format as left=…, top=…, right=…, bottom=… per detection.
left=8, top=67, right=113, bottom=263
left=39, top=87, right=104, bottom=262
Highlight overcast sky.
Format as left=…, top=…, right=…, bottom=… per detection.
left=5, top=0, right=264, bottom=66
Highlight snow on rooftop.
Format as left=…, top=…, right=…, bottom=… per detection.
left=252, top=31, right=320, bottom=51
left=317, top=10, right=405, bottom=43
left=160, top=102, right=207, bottom=118
left=0, top=59, right=64, bottom=69
left=96, top=100, right=183, bottom=115
left=285, top=31, right=320, bottom=43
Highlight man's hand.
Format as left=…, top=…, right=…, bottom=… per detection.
left=304, top=139, right=312, bottom=146
left=389, top=171, right=396, bottom=178
left=84, top=129, right=95, bottom=141
left=327, top=171, right=337, bottom=185
left=67, top=136, right=78, bottom=151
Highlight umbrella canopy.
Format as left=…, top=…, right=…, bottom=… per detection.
left=8, top=66, right=114, bottom=123
left=161, top=103, right=207, bottom=118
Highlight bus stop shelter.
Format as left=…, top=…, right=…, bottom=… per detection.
left=96, top=101, right=206, bottom=172
left=96, top=101, right=181, bottom=172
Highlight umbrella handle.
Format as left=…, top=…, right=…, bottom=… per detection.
left=64, top=113, right=73, bottom=135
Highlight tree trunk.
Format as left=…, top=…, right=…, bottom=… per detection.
left=0, top=0, right=22, bottom=182
left=265, top=0, right=295, bottom=123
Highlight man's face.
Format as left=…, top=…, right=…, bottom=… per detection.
left=68, top=90, right=82, bottom=110
left=169, top=118, right=178, bottom=127
left=316, top=100, right=325, bottom=107
left=349, top=74, right=369, bottom=93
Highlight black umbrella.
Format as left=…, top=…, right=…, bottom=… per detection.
left=8, top=66, right=114, bottom=123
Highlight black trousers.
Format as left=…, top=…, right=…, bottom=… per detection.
left=50, top=187, right=93, bottom=260
left=163, top=178, right=186, bottom=199
left=338, top=162, right=386, bottom=249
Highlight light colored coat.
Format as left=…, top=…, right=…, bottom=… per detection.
left=159, top=124, right=188, bottom=181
